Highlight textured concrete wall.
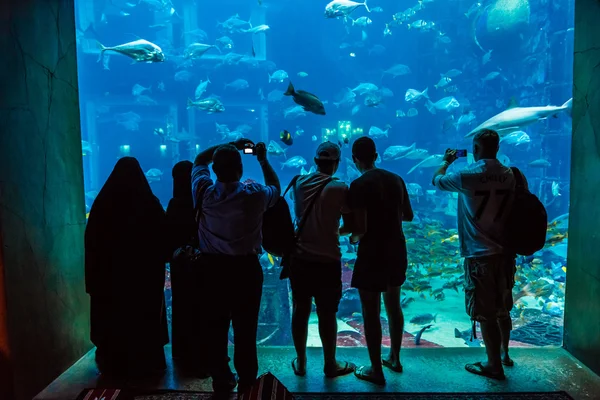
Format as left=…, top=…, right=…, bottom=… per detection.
left=563, top=0, right=600, bottom=377
left=0, top=1, right=91, bottom=399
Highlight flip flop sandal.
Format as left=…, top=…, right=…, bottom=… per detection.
left=354, top=366, right=386, bottom=386
left=324, top=361, right=356, bottom=378
left=465, top=362, right=506, bottom=380
left=291, top=358, right=306, bottom=377
left=502, top=358, right=515, bottom=367
left=382, top=358, right=403, bottom=373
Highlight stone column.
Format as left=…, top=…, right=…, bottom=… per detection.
left=563, top=0, right=600, bottom=376
left=0, top=1, right=91, bottom=399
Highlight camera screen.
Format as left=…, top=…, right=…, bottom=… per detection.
left=243, top=148, right=254, bottom=154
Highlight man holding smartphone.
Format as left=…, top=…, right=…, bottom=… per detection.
left=192, top=138, right=280, bottom=394
left=432, top=129, right=526, bottom=381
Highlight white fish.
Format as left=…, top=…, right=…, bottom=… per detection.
left=224, top=79, right=249, bottom=90
left=353, top=17, right=372, bottom=26
left=284, top=105, right=307, bottom=119
left=466, top=99, right=573, bottom=137
left=281, top=156, right=307, bottom=170
left=500, top=131, right=530, bottom=146
left=383, top=143, right=416, bottom=160
left=325, top=0, right=371, bottom=18
left=368, top=125, right=389, bottom=139
left=435, top=76, right=452, bottom=89
left=552, top=181, right=561, bottom=197
left=405, top=88, right=429, bottom=103
left=482, top=71, right=501, bottom=82
left=242, top=24, right=270, bottom=34
left=145, top=168, right=163, bottom=182
left=312, top=135, right=318, bottom=141
left=187, top=98, right=225, bottom=113
left=184, top=43, right=218, bottom=59
left=426, top=97, right=460, bottom=114
left=297, top=72, right=309, bottom=77
left=383, top=64, right=411, bottom=78
left=97, top=39, right=165, bottom=63
left=352, top=83, right=378, bottom=95
left=482, top=49, right=492, bottom=65
left=403, top=148, right=429, bottom=160
left=132, top=83, right=151, bottom=96
left=81, top=141, right=93, bottom=155
left=269, top=70, right=289, bottom=83
left=456, top=111, right=476, bottom=130
left=195, top=78, right=211, bottom=99
left=268, top=140, right=287, bottom=158
left=407, top=154, right=443, bottom=174
left=300, top=167, right=308, bottom=175
left=102, top=53, right=111, bottom=70
left=529, top=159, right=551, bottom=168
left=442, top=69, right=462, bottom=78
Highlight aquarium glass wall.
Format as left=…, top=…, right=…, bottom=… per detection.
left=75, top=0, right=573, bottom=348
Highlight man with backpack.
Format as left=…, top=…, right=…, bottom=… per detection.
left=432, top=129, right=535, bottom=381
left=285, top=141, right=356, bottom=378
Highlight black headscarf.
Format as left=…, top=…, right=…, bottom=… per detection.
left=85, top=157, right=167, bottom=295
left=166, top=161, right=198, bottom=253
left=172, top=160, right=193, bottom=200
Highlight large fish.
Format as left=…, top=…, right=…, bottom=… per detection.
left=407, top=154, right=443, bottom=174
left=466, top=98, right=572, bottom=137
left=187, top=98, right=225, bottom=113
left=284, top=82, right=326, bottom=115
left=383, top=143, right=416, bottom=160
left=97, top=39, right=165, bottom=63
left=325, top=0, right=370, bottom=18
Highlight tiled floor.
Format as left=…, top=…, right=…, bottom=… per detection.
left=35, top=346, right=600, bottom=399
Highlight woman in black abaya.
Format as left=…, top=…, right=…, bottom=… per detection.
left=85, top=157, right=169, bottom=378
left=165, top=161, right=203, bottom=369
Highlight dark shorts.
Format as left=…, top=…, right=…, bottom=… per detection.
left=289, top=257, right=342, bottom=314
left=464, top=255, right=516, bottom=322
left=351, top=240, right=408, bottom=292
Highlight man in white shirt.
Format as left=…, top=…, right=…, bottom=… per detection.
left=287, top=142, right=355, bottom=378
left=432, top=129, right=527, bottom=381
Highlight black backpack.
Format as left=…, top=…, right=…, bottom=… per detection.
left=262, top=175, right=333, bottom=260
left=262, top=176, right=300, bottom=258
left=503, top=167, right=548, bottom=256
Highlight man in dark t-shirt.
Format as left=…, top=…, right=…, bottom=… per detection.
left=345, top=137, right=413, bottom=385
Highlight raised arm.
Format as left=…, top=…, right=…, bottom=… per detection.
left=255, top=142, right=281, bottom=192
left=432, top=148, right=458, bottom=186
left=194, top=138, right=255, bottom=166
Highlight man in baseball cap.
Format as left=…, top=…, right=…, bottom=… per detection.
left=286, top=141, right=356, bottom=378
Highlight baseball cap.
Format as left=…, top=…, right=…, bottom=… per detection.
left=315, top=141, right=341, bottom=161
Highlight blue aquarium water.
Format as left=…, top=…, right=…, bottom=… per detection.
left=75, top=0, right=573, bottom=348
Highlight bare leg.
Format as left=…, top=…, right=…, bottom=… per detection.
left=358, top=289, right=385, bottom=379
left=317, top=309, right=350, bottom=374
left=383, top=286, right=404, bottom=371
left=498, top=315, right=513, bottom=365
left=291, top=297, right=312, bottom=373
left=479, top=319, right=503, bottom=373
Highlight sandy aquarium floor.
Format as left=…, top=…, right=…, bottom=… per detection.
left=305, top=275, right=558, bottom=349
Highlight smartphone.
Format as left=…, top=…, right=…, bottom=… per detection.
left=456, top=149, right=467, bottom=157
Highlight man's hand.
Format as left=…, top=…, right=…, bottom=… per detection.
left=232, top=138, right=255, bottom=151
left=443, top=148, right=458, bottom=165
left=255, top=142, right=267, bottom=162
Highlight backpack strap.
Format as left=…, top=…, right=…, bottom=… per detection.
left=282, top=175, right=301, bottom=198
left=294, top=177, right=333, bottom=241
left=510, top=167, right=525, bottom=192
